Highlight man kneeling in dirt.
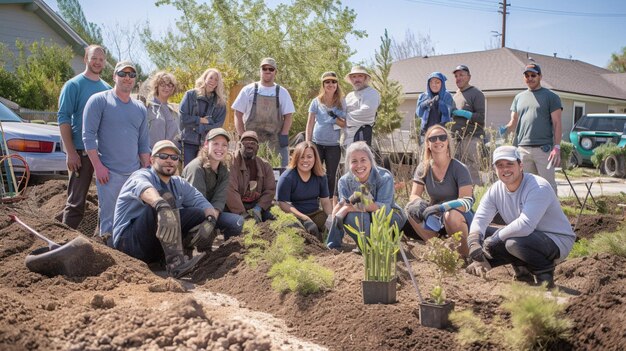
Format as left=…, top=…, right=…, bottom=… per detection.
left=112, top=140, right=217, bottom=278
left=466, top=146, right=575, bottom=288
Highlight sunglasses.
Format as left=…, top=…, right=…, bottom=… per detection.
left=154, top=153, right=180, bottom=161
left=159, top=82, right=175, bottom=88
left=524, top=73, right=538, bottom=78
left=261, top=67, right=275, bottom=72
left=427, top=134, right=448, bottom=143
left=116, top=71, right=137, bottom=78
left=323, top=80, right=338, bottom=84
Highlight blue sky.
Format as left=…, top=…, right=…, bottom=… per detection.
left=48, top=0, right=626, bottom=70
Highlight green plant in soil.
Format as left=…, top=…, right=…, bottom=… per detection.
left=588, top=228, right=626, bottom=257
left=268, top=256, right=334, bottom=295
left=559, top=141, right=574, bottom=169
left=345, top=205, right=403, bottom=282
left=568, top=238, right=590, bottom=258
left=423, top=232, right=464, bottom=304
left=449, top=310, right=491, bottom=346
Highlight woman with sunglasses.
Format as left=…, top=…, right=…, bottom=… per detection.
left=276, top=141, right=332, bottom=240
left=182, top=128, right=243, bottom=244
left=405, top=125, right=474, bottom=257
left=415, top=72, right=454, bottom=143
left=326, top=141, right=406, bottom=250
left=305, top=71, right=346, bottom=205
left=145, top=71, right=179, bottom=148
left=179, top=68, right=227, bottom=166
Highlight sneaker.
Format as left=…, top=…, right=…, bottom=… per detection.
left=168, top=252, right=206, bottom=279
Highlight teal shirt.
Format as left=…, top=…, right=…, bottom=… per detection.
left=511, top=87, right=562, bottom=147
left=57, top=74, right=111, bottom=150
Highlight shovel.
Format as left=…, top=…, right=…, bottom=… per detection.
left=9, top=214, right=61, bottom=250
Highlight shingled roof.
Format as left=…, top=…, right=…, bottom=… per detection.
left=390, top=47, right=626, bottom=101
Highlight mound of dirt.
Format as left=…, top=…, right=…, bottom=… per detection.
left=574, top=215, right=621, bottom=240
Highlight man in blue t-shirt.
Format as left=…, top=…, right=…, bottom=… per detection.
left=57, top=45, right=111, bottom=229
left=502, top=63, right=562, bottom=193
left=83, top=60, right=150, bottom=243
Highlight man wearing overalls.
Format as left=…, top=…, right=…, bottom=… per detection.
left=232, top=58, right=295, bottom=168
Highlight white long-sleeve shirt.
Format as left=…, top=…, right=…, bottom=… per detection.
left=470, top=173, right=575, bottom=260
left=344, top=86, right=380, bottom=145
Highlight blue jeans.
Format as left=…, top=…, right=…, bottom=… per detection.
left=217, top=211, right=244, bottom=240
left=183, top=143, right=200, bottom=167
left=115, top=206, right=205, bottom=263
left=279, top=145, right=289, bottom=168
left=326, top=209, right=407, bottom=249
left=96, top=171, right=130, bottom=237
left=484, top=226, right=560, bottom=275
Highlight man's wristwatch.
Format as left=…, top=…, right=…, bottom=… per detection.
left=553, top=144, right=560, bottom=150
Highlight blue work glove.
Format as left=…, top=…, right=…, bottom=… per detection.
left=498, top=125, right=508, bottom=137
left=453, top=109, right=472, bottom=119
left=279, top=134, right=289, bottom=148
left=482, top=230, right=503, bottom=260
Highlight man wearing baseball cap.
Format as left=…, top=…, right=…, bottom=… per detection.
left=465, top=145, right=575, bottom=288
left=344, top=65, right=380, bottom=146
left=225, top=130, right=277, bottom=222
left=231, top=57, right=295, bottom=167
left=183, top=128, right=244, bottom=241
left=83, top=60, right=150, bottom=243
left=451, top=64, right=486, bottom=186
left=501, top=63, right=563, bottom=193
left=113, top=140, right=217, bottom=278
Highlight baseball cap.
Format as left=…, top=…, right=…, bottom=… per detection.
left=114, top=60, right=137, bottom=73
left=492, top=145, right=521, bottom=164
left=240, top=130, right=259, bottom=142
left=259, top=57, right=277, bottom=69
left=152, top=140, right=181, bottom=157
left=453, top=65, right=470, bottom=74
left=523, top=63, right=541, bottom=75
left=206, top=128, right=231, bottom=142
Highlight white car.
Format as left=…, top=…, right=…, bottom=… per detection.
left=0, top=102, right=67, bottom=176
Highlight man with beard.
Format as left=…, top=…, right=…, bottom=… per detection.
left=225, top=131, right=276, bottom=222
left=112, top=140, right=216, bottom=278
left=57, top=45, right=111, bottom=229
left=83, top=61, right=151, bottom=244
left=344, top=65, right=380, bottom=146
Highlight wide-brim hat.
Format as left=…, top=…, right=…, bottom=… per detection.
left=344, top=65, right=371, bottom=83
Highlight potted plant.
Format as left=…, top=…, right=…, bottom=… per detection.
left=418, top=232, right=464, bottom=328
left=345, top=205, right=403, bottom=304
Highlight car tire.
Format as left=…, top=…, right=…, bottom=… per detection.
left=602, top=154, right=626, bottom=178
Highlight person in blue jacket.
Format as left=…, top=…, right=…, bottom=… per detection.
left=416, top=72, right=454, bottom=142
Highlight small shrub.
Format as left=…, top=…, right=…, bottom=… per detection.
left=422, top=232, right=464, bottom=304
left=268, top=256, right=334, bottom=295
left=256, top=142, right=282, bottom=168
left=502, top=283, right=572, bottom=350
left=559, top=141, right=574, bottom=169
left=591, top=142, right=626, bottom=169
left=568, top=238, right=590, bottom=258
left=450, top=310, right=491, bottom=346
left=589, top=229, right=626, bottom=257
left=263, top=228, right=304, bottom=265
left=242, top=220, right=268, bottom=267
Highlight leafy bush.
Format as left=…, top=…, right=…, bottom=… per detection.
left=0, top=68, right=20, bottom=102
left=268, top=256, right=334, bottom=295
left=591, top=142, right=626, bottom=169
left=559, top=141, right=574, bottom=169
left=568, top=238, right=590, bottom=258
left=263, top=229, right=304, bottom=265
left=450, top=310, right=491, bottom=346
left=423, top=232, right=464, bottom=304
left=502, top=284, right=572, bottom=350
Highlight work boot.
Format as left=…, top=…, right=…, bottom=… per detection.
left=161, top=240, right=206, bottom=278
left=512, top=265, right=535, bottom=284
left=534, top=271, right=555, bottom=289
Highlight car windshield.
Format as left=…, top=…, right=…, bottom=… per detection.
left=576, top=115, right=626, bottom=133
left=0, top=103, right=24, bottom=122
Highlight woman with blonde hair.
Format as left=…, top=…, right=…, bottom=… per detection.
left=276, top=141, right=332, bottom=240
left=404, top=124, right=474, bottom=257
left=179, top=68, right=227, bottom=166
left=305, top=71, right=346, bottom=203
left=146, top=71, right=179, bottom=148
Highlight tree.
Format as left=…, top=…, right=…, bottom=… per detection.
left=608, top=46, right=626, bottom=73
left=143, top=0, right=366, bottom=134
left=371, top=29, right=403, bottom=135
left=390, top=29, right=436, bottom=61
left=56, top=0, right=103, bottom=45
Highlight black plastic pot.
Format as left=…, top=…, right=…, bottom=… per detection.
left=418, top=300, right=455, bottom=329
left=362, top=277, right=397, bottom=304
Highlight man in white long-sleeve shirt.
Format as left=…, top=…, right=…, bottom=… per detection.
left=466, top=145, right=575, bottom=288
left=344, top=66, right=380, bottom=146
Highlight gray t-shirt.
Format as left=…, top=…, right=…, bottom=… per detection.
left=511, top=87, right=562, bottom=147
left=469, top=173, right=575, bottom=260
left=413, top=159, right=473, bottom=205
left=452, top=85, right=486, bottom=138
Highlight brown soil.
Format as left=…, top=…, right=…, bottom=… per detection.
left=0, top=179, right=624, bottom=350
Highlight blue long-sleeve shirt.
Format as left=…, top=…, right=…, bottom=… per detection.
left=82, top=90, right=150, bottom=174
left=57, top=74, right=111, bottom=149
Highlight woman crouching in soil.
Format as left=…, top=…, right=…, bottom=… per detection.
left=276, top=141, right=332, bottom=240
left=326, top=141, right=406, bottom=250
left=404, top=124, right=474, bottom=257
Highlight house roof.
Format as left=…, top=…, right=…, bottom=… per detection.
left=390, top=47, right=626, bottom=101
left=0, top=0, right=88, bottom=56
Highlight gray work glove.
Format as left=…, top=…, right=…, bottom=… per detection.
left=154, top=199, right=180, bottom=244
left=467, top=232, right=485, bottom=262
left=482, top=230, right=503, bottom=260
left=466, top=260, right=492, bottom=278
left=247, top=205, right=263, bottom=224
left=303, top=219, right=320, bottom=238
left=189, top=215, right=217, bottom=251
left=405, top=199, right=429, bottom=222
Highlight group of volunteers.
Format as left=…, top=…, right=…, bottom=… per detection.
left=56, top=44, right=574, bottom=286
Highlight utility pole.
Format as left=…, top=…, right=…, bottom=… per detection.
left=499, top=0, right=510, bottom=47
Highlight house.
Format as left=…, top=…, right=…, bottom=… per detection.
left=389, top=47, right=626, bottom=142
left=0, top=0, right=87, bottom=74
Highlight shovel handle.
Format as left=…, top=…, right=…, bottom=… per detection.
left=9, top=214, right=61, bottom=249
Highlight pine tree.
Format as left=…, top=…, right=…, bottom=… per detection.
left=371, top=29, right=403, bottom=136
